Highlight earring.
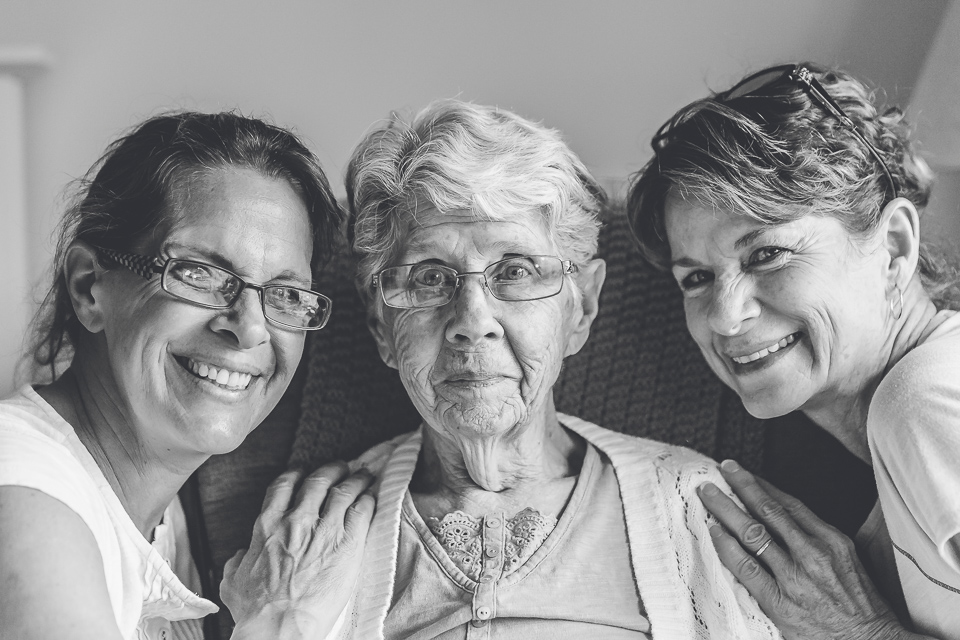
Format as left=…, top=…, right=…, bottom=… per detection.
left=890, top=284, right=904, bottom=321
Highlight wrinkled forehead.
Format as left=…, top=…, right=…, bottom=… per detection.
left=393, top=203, right=558, bottom=254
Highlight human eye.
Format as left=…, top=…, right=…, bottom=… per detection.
left=409, top=264, right=451, bottom=288
left=676, top=269, right=713, bottom=294
left=266, top=286, right=302, bottom=309
left=169, top=261, right=217, bottom=290
left=490, top=257, right=537, bottom=283
left=747, top=246, right=790, bottom=268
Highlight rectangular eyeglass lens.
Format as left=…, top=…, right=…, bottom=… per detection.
left=165, top=261, right=234, bottom=306
left=265, top=288, right=325, bottom=328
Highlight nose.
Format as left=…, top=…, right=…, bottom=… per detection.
left=209, top=288, right=271, bottom=349
left=707, top=277, right=760, bottom=336
left=444, top=275, right=504, bottom=344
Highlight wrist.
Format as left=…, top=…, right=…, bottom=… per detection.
left=230, top=603, right=332, bottom=640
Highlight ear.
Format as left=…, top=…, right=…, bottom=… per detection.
left=63, top=241, right=108, bottom=334
left=366, top=307, right=398, bottom=370
left=879, top=197, right=921, bottom=289
left=564, top=258, right=606, bottom=358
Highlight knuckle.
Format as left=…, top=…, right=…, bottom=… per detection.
left=756, top=497, right=787, bottom=521
left=737, top=556, right=764, bottom=580
left=740, top=522, right=768, bottom=545
left=329, top=484, right=355, bottom=500
left=270, top=470, right=301, bottom=489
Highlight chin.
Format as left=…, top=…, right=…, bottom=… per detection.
left=439, top=403, right=522, bottom=439
left=738, top=388, right=808, bottom=419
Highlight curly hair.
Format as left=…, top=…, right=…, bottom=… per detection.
left=345, top=99, right=605, bottom=305
left=28, top=111, right=344, bottom=382
left=627, top=62, right=959, bottom=310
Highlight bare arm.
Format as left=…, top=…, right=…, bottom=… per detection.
left=0, top=486, right=125, bottom=640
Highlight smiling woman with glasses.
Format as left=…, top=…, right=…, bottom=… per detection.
left=0, top=112, right=377, bottom=640
left=629, top=62, right=960, bottom=640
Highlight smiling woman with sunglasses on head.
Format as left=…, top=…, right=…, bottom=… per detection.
left=629, top=63, right=960, bottom=639
left=0, top=112, right=376, bottom=640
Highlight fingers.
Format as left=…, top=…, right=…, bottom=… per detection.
left=715, top=460, right=807, bottom=548
left=754, top=475, right=838, bottom=539
left=290, top=462, right=350, bottom=518
left=708, top=524, right=784, bottom=612
left=319, top=469, right=375, bottom=527
left=222, top=548, right=245, bottom=582
left=261, top=468, right=304, bottom=515
left=343, top=491, right=376, bottom=540
left=698, top=481, right=786, bottom=566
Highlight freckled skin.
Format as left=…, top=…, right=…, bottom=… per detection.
left=370, top=208, right=595, bottom=492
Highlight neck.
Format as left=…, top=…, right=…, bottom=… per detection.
left=416, top=398, right=582, bottom=499
left=37, top=363, right=203, bottom=538
left=803, top=278, right=939, bottom=465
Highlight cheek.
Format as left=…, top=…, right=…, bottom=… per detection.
left=507, top=305, right=568, bottom=379
left=271, top=332, right=306, bottom=377
left=683, top=298, right=711, bottom=345
left=390, top=314, right=442, bottom=379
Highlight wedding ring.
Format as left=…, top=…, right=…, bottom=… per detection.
left=755, top=539, right=772, bottom=558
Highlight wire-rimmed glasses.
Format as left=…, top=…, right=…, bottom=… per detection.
left=95, top=246, right=332, bottom=330
left=372, top=255, right=578, bottom=309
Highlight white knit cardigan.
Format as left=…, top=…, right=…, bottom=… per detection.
left=328, top=413, right=782, bottom=640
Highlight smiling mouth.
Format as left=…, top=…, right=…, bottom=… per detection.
left=731, top=332, right=802, bottom=365
left=175, top=356, right=255, bottom=390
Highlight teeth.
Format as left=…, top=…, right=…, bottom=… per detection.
left=186, top=358, right=254, bottom=389
left=733, top=333, right=798, bottom=365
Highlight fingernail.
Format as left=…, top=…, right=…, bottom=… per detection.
left=709, top=525, right=723, bottom=538
left=700, top=482, right=719, bottom=496
left=720, top=459, right=741, bottom=473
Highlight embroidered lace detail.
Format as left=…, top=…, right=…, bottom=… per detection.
left=426, top=507, right=558, bottom=581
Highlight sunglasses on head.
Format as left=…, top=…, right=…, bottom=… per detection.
left=654, top=64, right=899, bottom=199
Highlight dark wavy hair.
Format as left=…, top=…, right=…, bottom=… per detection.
left=627, top=62, right=959, bottom=310
left=29, top=111, right=344, bottom=381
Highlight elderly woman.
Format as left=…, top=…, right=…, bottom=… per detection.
left=325, top=99, right=783, bottom=640
left=0, top=112, right=376, bottom=640
left=628, top=63, right=960, bottom=640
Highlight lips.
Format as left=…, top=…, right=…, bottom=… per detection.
left=730, top=332, right=801, bottom=365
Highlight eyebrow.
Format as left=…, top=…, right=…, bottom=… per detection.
left=400, top=239, right=546, bottom=262
left=165, top=243, right=313, bottom=287
left=734, top=229, right=767, bottom=251
left=670, top=228, right=769, bottom=269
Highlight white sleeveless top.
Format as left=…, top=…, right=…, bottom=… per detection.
left=0, top=386, right=218, bottom=639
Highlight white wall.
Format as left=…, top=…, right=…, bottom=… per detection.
left=0, top=0, right=957, bottom=392
left=912, top=0, right=960, bottom=245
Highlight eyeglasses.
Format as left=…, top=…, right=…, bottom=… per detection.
left=372, top=255, right=578, bottom=309
left=95, top=246, right=332, bottom=331
left=654, top=64, right=898, bottom=199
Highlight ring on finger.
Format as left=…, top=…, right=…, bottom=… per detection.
left=755, top=539, right=772, bottom=558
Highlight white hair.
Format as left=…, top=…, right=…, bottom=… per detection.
left=346, top=99, right=605, bottom=304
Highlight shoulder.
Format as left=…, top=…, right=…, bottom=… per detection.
left=871, top=322, right=960, bottom=434
left=558, top=412, right=719, bottom=481
left=349, top=429, right=420, bottom=476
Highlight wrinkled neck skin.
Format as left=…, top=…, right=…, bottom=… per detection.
left=413, top=396, right=585, bottom=518
left=802, top=276, right=940, bottom=465
left=36, top=349, right=200, bottom=539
